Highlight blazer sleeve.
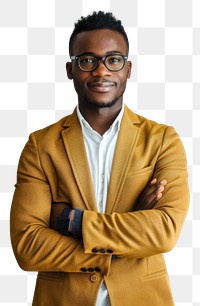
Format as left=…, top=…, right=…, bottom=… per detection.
left=82, top=126, right=190, bottom=257
left=10, top=133, right=111, bottom=275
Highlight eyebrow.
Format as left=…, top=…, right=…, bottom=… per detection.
left=107, top=51, right=123, bottom=55
left=75, top=51, right=123, bottom=57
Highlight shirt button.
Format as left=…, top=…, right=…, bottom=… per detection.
left=99, top=248, right=106, bottom=254
left=90, top=274, right=98, bottom=283
left=88, top=267, right=95, bottom=272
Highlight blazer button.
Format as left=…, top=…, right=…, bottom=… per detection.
left=107, top=249, right=114, bottom=254
left=90, top=274, right=98, bottom=283
left=88, top=267, right=95, bottom=272
left=95, top=267, right=101, bottom=272
left=99, top=248, right=106, bottom=254
left=80, top=267, right=87, bottom=272
left=92, top=248, right=99, bottom=253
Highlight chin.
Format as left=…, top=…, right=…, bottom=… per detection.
left=87, top=98, right=119, bottom=108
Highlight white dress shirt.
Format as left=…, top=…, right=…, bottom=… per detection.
left=77, top=105, right=124, bottom=306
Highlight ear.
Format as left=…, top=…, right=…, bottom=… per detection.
left=127, top=60, right=132, bottom=79
left=66, top=62, right=73, bottom=80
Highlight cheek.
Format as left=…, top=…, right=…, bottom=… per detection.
left=72, top=76, right=88, bottom=96
left=116, top=68, right=128, bottom=82
left=73, top=79, right=82, bottom=94
left=72, top=70, right=83, bottom=85
left=72, top=70, right=88, bottom=86
left=117, top=75, right=128, bottom=90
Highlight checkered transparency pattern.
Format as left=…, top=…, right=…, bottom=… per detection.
left=0, top=0, right=199, bottom=305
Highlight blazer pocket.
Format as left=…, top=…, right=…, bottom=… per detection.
left=37, top=272, right=64, bottom=282
left=127, top=165, right=153, bottom=177
left=144, top=269, right=167, bottom=280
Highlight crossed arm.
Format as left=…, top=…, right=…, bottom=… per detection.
left=10, top=127, right=189, bottom=274
left=50, top=178, right=168, bottom=239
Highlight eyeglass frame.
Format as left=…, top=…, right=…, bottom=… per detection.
left=70, top=53, right=128, bottom=72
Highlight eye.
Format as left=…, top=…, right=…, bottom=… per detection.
left=107, top=56, right=123, bottom=64
left=80, top=56, right=95, bottom=64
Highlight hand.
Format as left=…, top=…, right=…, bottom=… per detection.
left=135, top=178, right=167, bottom=211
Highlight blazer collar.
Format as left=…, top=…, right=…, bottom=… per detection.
left=61, top=105, right=141, bottom=212
left=61, top=108, right=97, bottom=211
left=105, top=106, right=140, bottom=212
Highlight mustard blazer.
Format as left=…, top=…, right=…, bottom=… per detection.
left=10, top=106, right=189, bottom=306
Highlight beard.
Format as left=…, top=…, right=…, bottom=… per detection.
left=84, top=89, right=125, bottom=109
left=87, top=97, right=119, bottom=108
left=73, top=79, right=126, bottom=109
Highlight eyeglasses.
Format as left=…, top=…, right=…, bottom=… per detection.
left=70, top=53, right=128, bottom=72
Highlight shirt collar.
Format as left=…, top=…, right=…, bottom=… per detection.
left=77, top=104, right=124, bottom=137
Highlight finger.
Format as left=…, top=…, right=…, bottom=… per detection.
left=137, top=178, right=167, bottom=210
left=140, top=178, right=157, bottom=199
left=144, top=198, right=158, bottom=209
left=142, top=180, right=164, bottom=200
left=143, top=186, right=164, bottom=206
left=140, top=189, right=161, bottom=209
left=159, top=179, right=167, bottom=186
left=156, top=192, right=163, bottom=200
left=150, top=178, right=157, bottom=185
left=148, top=194, right=162, bottom=208
left=150, top=192, right=163, bottom=207
left=142, top=192, right=163, bottom=210
left=150, top=178, right=167, bottom=188
left=157, top=185, right=164, bottom=193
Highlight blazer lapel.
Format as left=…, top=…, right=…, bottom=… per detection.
left=61, top=109, right=97, bottom=211
left=106, top=107, right=140, bottom=213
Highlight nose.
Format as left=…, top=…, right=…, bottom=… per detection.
left=91, top=60, right=112, bottom=77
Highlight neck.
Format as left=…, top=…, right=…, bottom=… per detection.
left=78, top=102, right=123, bottom=136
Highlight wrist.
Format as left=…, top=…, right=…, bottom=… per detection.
left=55, top=207, right=83, bottom=239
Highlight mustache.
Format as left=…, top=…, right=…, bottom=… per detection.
left=87, top=78, right=116, bottom=86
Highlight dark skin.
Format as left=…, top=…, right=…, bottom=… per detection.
left=66, top=29, right=132, bottom=135
left=50, top=29, right=167, bottom=231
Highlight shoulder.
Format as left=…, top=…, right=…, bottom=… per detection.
left=124, top=105, right=172, bottom=135
left=123, top=105, right=186, bottom=163
left=123, top=105, right=184, bottom=150
left=29, top=109, right=78, bottom=143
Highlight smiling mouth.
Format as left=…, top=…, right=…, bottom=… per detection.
left=87, top=82, right=115, bottom=93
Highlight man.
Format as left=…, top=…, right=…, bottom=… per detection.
left=10, top=11, right=189, bottom=306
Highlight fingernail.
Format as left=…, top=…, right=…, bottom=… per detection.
left=158, top=186, right=164, bottom=191
left=156, top=193, right=162, bottom=199
left=151, top=178, right=157, bottom=184
left=160, top=180, right=167, bottom=186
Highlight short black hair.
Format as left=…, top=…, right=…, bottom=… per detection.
left=69, top=11, right=129, bottom=55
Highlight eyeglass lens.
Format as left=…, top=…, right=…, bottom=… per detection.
left=78, top=54, right=125, bottom=71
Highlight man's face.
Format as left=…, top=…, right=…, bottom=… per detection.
left=66, top=29, right=132, bottom=109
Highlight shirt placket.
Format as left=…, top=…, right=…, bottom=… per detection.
left=97, top=138, right=106, bottom=213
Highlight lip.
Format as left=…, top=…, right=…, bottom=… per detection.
left=87, top=82, right=116, bottom=93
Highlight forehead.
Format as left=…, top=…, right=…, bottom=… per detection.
left=72, top=29, right=127, bottom=55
